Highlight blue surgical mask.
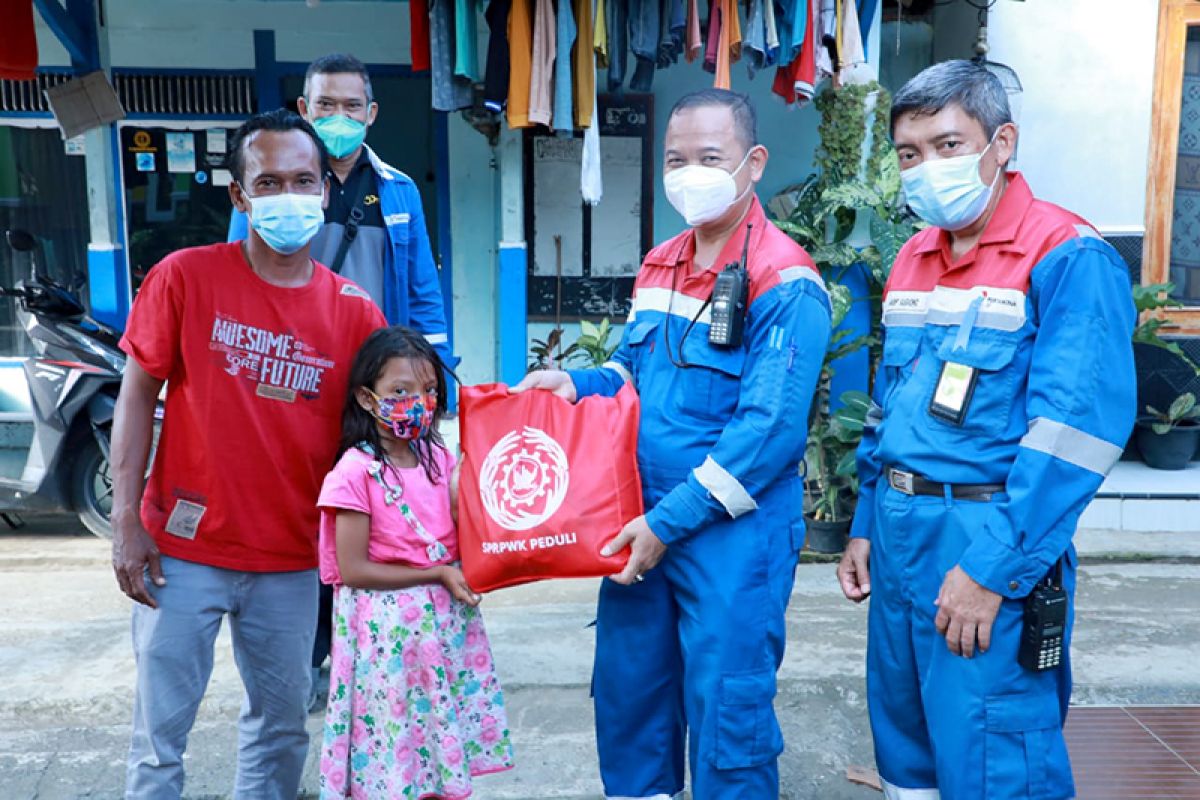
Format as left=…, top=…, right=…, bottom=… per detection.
left=900, top=134, right=1002, bottom=231
left=242, top=189, right=325, bottom=255
left=310, top=114, right=367, bottom=159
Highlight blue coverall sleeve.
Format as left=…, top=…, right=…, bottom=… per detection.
left=644, top=281, right=832, bottom=544
left=228, top=208, right=249, bottom=242
left=957, top=239, right=1137, bottom=598
left=565, top=317, right=638, bottom=398
left=848, top=365, right=888, bottom=541
left=402, top=184, right=454, bottom=368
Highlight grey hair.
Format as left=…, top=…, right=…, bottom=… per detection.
left=668, top=89, right=758, bottom=151
left=891, top=60, right=1013, bottom=139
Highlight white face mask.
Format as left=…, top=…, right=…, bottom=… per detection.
left=243, top=190, right=325, bottom=255
left=900, top=133, right=1002, bottom=231
left=663, top=150, right=754, bottom=227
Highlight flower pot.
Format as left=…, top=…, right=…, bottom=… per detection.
left=1135, top=418, right=1200, bottom=471
left=804, top=516, right=851, bottom=554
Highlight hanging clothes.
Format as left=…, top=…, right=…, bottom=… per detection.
left=628, top=0, right=662, bottom=91
left=483, top=0, right=512, bottom=112
left=507, top=0, right=536, bottom=127
left=553, top=0, right=578, bottom=133
left=743, top=0, right=767, bottom=78
left=684, top=0, right=702, bottom=63
left=606, top=0, right=628, bottom=90
left=771, top=0, right=815, bottom=105
left=455, top=0, right=482, bottom=81
left=410, top=0, right=432, bottom=73
left=703, top=0, right=721, bottom=74
left=594, top=0, right=610, bottom=68
left=0, top=0, right=38, bottom=80
left=776, top=0, right=808, bottom=68
left=430, top=0, right=475, bottom=111
left=712, top=0, right=742, bottom=90
left=581, top=93, right=603, bottom=205
left=816, top=0, right=836, bottom=83
left=857, top=0, right=877, bottom=54
left=528, top=0, right=558, bottom=125
left=838, top=0, right=876, bottom=85
left=763, top=0, right=780, bottom=68
left=658, top=0, right=686, bottom=67
left=573, top=0, right=596, bottom=128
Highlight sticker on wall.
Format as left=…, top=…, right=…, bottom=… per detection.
left=195, top=171, right=208, bottom=185
left=206, top=128, right=227, bottom=154
left=212, top=169, right=233, bottom=187
left=64, top=135, right=85, bottom=156
left=136, top=152, right=155, bottom=172
left=167, top=132, right=196, bottom=174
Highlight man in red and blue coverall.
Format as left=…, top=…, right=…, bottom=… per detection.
left=837, top=60, right=1137, bottom=800
left=516, top=89, right=831, bottom=799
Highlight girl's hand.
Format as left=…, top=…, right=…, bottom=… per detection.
left=450, top=461, right=461, bottom=525
left=439, top=565, right=481, bottom=607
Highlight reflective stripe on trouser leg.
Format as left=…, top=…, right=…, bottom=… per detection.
left=606, top=793, right=687, bottom=800
left=594, top=567, right=687, bottom=799
left=666, top=490, right=799, bottom=800
left=882, top=779, right=942, bottom=800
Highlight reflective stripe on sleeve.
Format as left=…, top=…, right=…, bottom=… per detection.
left=694, top=456, right=758, bottom=518
left=779, top=265, right=831, bottom=304
left=1020, top=417, right=1123, bottom=476
left=602, top=360, right=633, bottom=384
left=881, top=779, right=941, bottom=800
left=424, top=332, right=449, bottom=345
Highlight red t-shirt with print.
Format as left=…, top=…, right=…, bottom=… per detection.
left=120, top=242, right=386, bottom=572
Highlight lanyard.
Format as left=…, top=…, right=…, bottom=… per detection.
left=360, top=444, right=450, bottom=563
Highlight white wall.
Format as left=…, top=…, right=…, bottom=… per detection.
left=989, top=0, right=1156, bottom=231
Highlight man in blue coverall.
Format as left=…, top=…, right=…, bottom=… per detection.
left=515, top=89, right=831, bottom=799
left=837, top=60, right=1137, bottom=800
left=229, top=54, right=452, bottom=709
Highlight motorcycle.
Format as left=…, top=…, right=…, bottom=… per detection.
left=0, top=229, right=154, bottom=538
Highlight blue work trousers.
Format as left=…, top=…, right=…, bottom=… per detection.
left=593, top=496, right=803, bottom=800
left=866, top=484, right=1076, bottom=800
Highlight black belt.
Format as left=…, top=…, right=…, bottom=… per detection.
left=886, top=467, right=1004, bottom=501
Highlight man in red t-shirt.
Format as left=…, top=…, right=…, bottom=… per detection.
left=111, top=108, right=385, bottom=799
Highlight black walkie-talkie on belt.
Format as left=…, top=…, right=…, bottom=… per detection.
left=1018, top=558, right=1068, bottom=672
left=709, top=225, right=752, bottom=348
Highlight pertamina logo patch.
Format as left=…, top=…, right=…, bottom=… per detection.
left=479, top=427, right=570, bottom=531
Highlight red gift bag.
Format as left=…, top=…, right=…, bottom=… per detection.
left=457, top=382, right=642, bottom=592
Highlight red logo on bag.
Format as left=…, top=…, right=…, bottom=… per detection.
left=479, top=426, right=570, bottom=532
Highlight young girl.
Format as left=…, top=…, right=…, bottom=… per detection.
left=317, top=326, right=514, bottom=799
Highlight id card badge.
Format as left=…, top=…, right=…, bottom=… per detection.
left=928, top=361, right=979, bottom=425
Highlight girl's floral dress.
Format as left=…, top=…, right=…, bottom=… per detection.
left=317, top=446, right=514, bottom=799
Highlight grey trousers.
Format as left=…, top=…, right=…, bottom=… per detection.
left=125, top=555, right=317, bottom=800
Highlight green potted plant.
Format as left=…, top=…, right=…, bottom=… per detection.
left=772, top=81, right=919, bottom=549
left=1136, top=392, right=1200, bottom=470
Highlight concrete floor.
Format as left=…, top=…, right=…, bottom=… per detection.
left=1, top=517, right=1198, bottom=800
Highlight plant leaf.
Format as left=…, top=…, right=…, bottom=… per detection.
left=1168, top=392, right=1196, bottom=421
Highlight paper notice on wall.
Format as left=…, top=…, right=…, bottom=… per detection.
left=166, top=132, right=196, bottom=173
left=212, top=169, right=233, bottom=187
left=64, top=135, right=85, bottom=156
left=206, top=128, right=227, bottom=154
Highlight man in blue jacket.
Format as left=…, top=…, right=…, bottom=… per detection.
left=229, top=54, right=450, bottom=363
left=837, top=60, right=1137, bottom=799
left=516, top=89, right=831, bottom=799
left=229, top=54, right=451, bottom=709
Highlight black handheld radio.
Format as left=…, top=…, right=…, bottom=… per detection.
left=1017, top=559, right=1067, bottom=672
left=709, top=225, right=752, bottom=348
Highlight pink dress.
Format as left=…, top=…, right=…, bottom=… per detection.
left=316, top=445, right=514, bottom=799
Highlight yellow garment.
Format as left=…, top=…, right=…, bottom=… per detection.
left=594, top=0, right=609, bottom=69
left=574, top=0, right=596, bottom=128
left=507, top=0, right=535, bottom=128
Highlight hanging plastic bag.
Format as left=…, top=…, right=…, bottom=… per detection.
left=457, top=382, right=642, bottom=592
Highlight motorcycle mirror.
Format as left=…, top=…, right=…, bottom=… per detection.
left=6, top=230, right=36, bottom=252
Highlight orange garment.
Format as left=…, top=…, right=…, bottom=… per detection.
left=713, top=0, right=742, bottom=90
left=573, top=0, right=596, bottom=128
left=507, top=0, right=535, bottom=128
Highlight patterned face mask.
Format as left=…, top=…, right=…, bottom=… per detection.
left=367, top=390, right=437, bottom=440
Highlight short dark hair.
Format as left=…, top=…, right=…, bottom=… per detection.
left=668, top=89, right=758, bottom=151
left=226, top=108, right=330, bottom=185
left=891, top=59, right=1013, bottom=139
left=304, top=53, right=374, bottom=104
